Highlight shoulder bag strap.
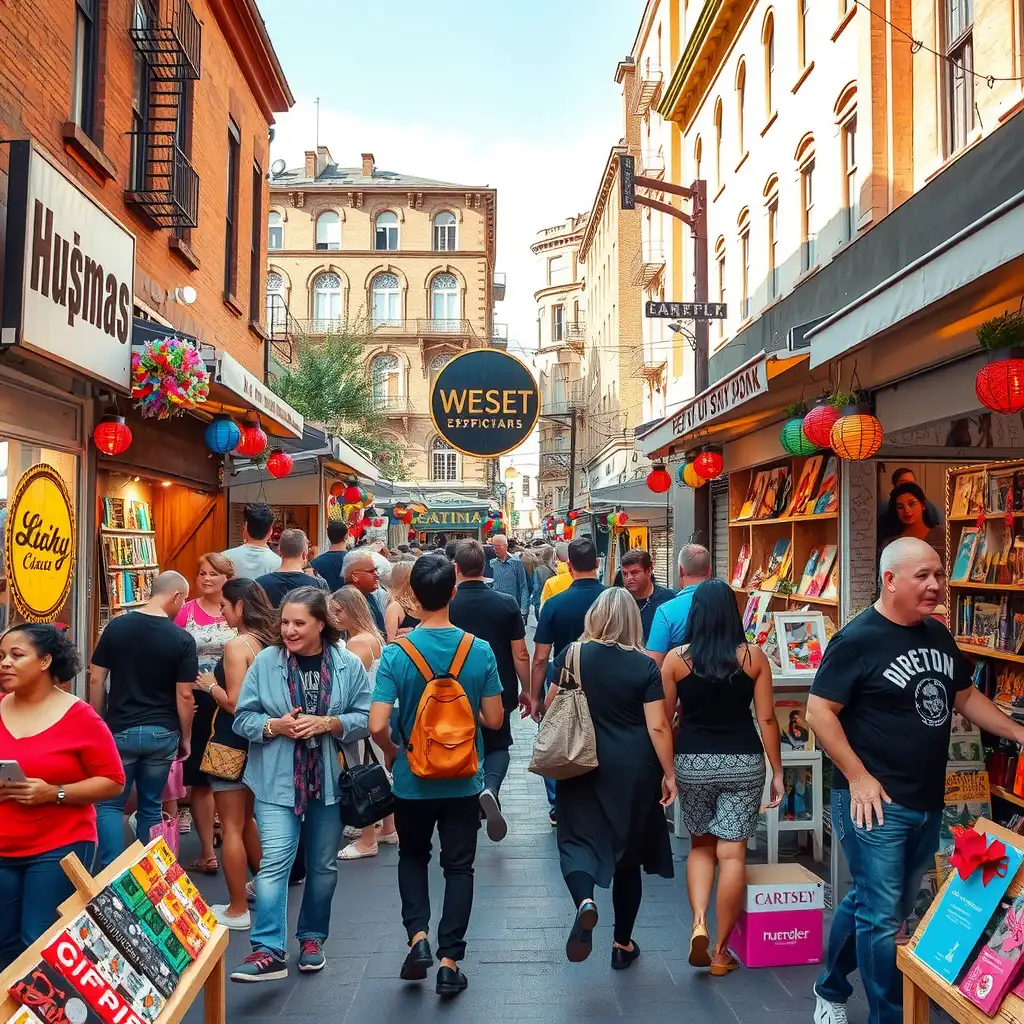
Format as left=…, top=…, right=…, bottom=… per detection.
left=558, top=642, right=580, bottom=690
left=394, top=635, right=433, bottom=683
left=449, top=631, right=475, bottom=678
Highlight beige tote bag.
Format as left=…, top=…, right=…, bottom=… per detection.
left=529, top=642, right=599, bottom=780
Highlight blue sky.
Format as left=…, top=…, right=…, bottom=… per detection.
left=262, top=0, right=645, bottom=359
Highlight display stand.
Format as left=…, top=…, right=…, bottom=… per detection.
left=0, top=839, right=228, bottom=1024
left=750, top=749, right=824, bottom=863
left=898, top=817, right=1024, bottom=1024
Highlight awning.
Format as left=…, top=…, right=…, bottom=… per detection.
left=807, top=187, right=1024, bottom=369
left=636, top=350, right=812, bottom=458
left=209, top=351, right=304, bottom=438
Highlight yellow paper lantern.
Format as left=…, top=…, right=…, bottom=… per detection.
left=682, top=462, right=707, bottom=488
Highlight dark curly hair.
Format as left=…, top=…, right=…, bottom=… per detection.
left=4, top=623, right=82, bottom=683
left=275, top=586, right=344, bottom=648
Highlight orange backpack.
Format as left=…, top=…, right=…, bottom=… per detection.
left=394, top=632, right=479, bottom=780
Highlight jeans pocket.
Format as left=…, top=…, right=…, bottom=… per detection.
left=145, top=727, right=179, bottom=761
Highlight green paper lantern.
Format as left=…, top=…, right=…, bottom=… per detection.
left=780, top=416, right=819, bottom=456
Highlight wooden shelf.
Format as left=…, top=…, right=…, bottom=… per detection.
left=101, top=527, right=156, bottom=535
left=108, top=563, right=159, bottom=571
left=949, top=581, right=1024, bottom=591
left=729, top=511, right=839, bottom=527
left=789, top=593, right=839, bottom=606
left=949, top=512, right=1024, bottom=522
left=991, top=785, right=1024, bottom=809
left=957, top=641, right=1024, bottom=664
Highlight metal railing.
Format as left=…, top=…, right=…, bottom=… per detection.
left=416, top=318, right=475, bottom=335
left=634, top=65, right=664, bottom=115
left=293, top=317, right=346, bottom=336
left=124, top=134, right=199, bottom=228
left=640, top=150, right=666, bottom=179
left=130, top=0, right=201, bottom=80
left=631, top=241, right=666, bottom=289
left=371, top=394, right=414, bottom=414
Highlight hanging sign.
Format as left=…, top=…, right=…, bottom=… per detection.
left=430, top=349, right=540, bottom=458
left=645, top=301, right=727, bottom=320
left=4, top=463, right=77, bottom=622
left=411, top=509, right=486, bottom=527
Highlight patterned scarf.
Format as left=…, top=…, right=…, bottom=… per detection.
left=286, top=647, right=334, bottom=816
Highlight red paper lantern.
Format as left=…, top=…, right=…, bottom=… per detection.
left=329, top=481, right=346, bottom=497
left=613, top=511, right=629, bottom=527
left=93, top=415, right=132, bottom=456
left=343, top=483, right=362, bottom=504
left=976, top=351, right=1024, bottom=415
left=801, top=399, right=842, bottom=449
left=692, top=447, right=724, bottom=480
left=646, top=465, right=672, bottom=493
left=235, top=425, right=268, bottom=458
left=266, top=449, right=294, bottom=478
left=568, top=509, right=580, bottom=521
left=830, top=404, right=884, bottom=461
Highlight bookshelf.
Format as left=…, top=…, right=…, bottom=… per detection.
left=99, top=495, right=159, bottom=618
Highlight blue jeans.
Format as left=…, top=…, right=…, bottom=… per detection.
left=251, top=798, right=342, bottom=959
left=96, top=724, right=178, bottom=869
left=817, top=789, right=942, bottom=1024
left=0, top=841, right=96, bottom=968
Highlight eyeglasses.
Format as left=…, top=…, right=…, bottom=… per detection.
left=354, top=567, right=379, bottom=577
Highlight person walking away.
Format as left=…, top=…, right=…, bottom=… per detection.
left=520, top=548, right=538, bottom=623
left=545, top=590, right=676, bottom=968
left=619, top=550, right=674, bottom=645
left=90, top=571, right=197, bottom=869
left=449, top=539, right=531, bottom=840
left=532, top=546, right=556, bottom=620
left=310, top=523, right=349, bottom=591
left=489, top=535, right=529, bottom=624
left=660, top=578, right=783, bottom=976
left=808, top=537, right=1024, bottom=1024
left=531, top=538, right=605, bottom=826
left=385, top=560, right=421, bottom=642
left=229, top=588, right=371, bottom=982
left=0, top=626, right=124, bottom=967
left=540, top=542, right=572, bottom=606
left=175, top=552, right=236, bottom=876
left=646, top=545, right=713, bottom=668
left=256, top=529, right=330, bottom=607
left=195, top=578, right=277, bottom=929
left=223, top=503, right=282, bottom=578
left=330, top=586, right=398, bottom=859
left=444, top=541, right=457, bottom=562
left=370, top=555, right=504, bottom=997
left=344, top=549, right=389, bottom=636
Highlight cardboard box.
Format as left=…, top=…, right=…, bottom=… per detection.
left=729, top=864, right=824, bottom=968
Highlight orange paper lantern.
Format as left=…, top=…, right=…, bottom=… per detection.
left=830, top=404, right=884, bottom=461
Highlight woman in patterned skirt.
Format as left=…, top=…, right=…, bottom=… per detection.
left=661, top=578, right=784, bottom=976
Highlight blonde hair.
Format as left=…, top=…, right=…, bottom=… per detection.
left=387, top=560, right=419, bottom=615
left=580, top=588, right=644, bottom=652
left=200, top=552, right=236, bottom=578
left=330, top=586, right=384, bottom=646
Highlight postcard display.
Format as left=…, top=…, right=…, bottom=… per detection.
left=727, top=453, right=838, bottom=865
left=0, top=839, right=228, bottom=1024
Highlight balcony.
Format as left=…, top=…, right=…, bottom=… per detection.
left=416, top=318, right=475, bottom=336
left=493, top=272, right=506, bottom=301
left=631, top=241, right=666, bottom=290
left=639, top=149, right=665, bottom=180
left=634, top=64, right=664, bottom=116
left=268, top=305, right=301, bottom=365
left=371, top=394, right=414, bottom=416
left=492, top=323, right=508, bottom=349
left=293, top=317, right=347, bottom=337
left=130, top=0, right=202, bottom=80
left=640, top=356, right=667, bottom=392
left=540, top=436, right=571, bottom=478
left=542, top=379, right=584, bottom=416
left=124, top=134, right=198, bottom=228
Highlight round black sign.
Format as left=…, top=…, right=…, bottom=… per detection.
left=430, top=349, right=540, bottom=458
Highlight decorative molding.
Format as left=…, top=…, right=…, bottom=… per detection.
left=347, top=191, right=364, bottom=209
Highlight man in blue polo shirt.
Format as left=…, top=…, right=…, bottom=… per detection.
left=647, top=544, right=713, bottom=667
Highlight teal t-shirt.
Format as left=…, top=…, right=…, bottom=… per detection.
left=372, top=627, right=503, bottom=799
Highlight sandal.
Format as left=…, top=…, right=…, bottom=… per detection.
left=187, top=857, right=219, bottom=876
left=338, top=843, right=378, bottom=860
left=709, top=952, right=740, bottom=977
left=688, top=923, right=711, bottom=967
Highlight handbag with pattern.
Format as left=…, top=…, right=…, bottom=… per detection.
left=200, top=708, right=247, bottom=781
left=529, top=642, right=599, bottom=780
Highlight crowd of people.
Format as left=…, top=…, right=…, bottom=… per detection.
left=2, top=501, right=1019, bottom=1023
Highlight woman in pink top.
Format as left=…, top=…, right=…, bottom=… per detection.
left=172, top=552, right=236, bottom=874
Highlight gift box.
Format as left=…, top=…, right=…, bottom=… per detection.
left=729, top=864, right=824, bottom=968
left=7, top=962, right=103, bottom=1024
left=108, top=872, right=149, bottom=915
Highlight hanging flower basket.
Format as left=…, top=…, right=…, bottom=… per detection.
left=131, top=337, right=210, bottom=419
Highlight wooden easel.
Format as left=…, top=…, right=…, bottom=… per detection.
left=0, top=839, right=227, bottom=1024
left=898, top=817, right=1024, bottom=1024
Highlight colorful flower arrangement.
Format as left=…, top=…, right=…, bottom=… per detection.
left=131, top=337, right=210, bottom=419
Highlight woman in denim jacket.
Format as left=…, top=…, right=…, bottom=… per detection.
left=230, top=587, right=370, bottom=983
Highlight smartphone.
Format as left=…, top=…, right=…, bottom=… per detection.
left=0, top=761, right=27, bottom=783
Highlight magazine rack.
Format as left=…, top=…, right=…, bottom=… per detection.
left=0, top=839, right=228, bottom=1024
left=897, top=817, right=1024, bottom=1024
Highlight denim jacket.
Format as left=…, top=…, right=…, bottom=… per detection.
left=233, top=642, right=371, bottom=808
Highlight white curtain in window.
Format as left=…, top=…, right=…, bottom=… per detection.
left=313, top=272, right=342, bottom=327
left=372, top=272, right=401, bottom=325
left=268, top=211, right=283, bottom=250
left=433, top=212, right=457, bottom=251
left=431, top=273, right=460, bottom=323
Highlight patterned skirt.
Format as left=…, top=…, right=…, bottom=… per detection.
left=674, top=752, right=766, bottom=841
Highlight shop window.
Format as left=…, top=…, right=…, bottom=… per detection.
left=431, top=437, right=460, bottom=482
left=433, top=212, right=457, bottom=251
left=72, top=0, right=99, bottom=137
left=943, top=0, right=974, bottom=154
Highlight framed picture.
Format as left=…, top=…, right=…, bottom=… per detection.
left=773, top=611, right=829, bottom=676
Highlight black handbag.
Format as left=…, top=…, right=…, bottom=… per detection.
left=337, top=742, right=395, bottom=828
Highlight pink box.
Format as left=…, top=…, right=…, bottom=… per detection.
left=729, top=864, right=825, bottom=968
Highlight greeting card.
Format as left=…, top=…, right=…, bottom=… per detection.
left=959, top=892, right=1024, bottom=1013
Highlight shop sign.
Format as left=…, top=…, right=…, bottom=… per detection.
left=645, top=301, right=728, bottom=320
left=627, top=526, right=650, bottom=551
left=430, top=350, right=539, bottom=458
left=215, top=352, right=304, bottom=437
left=412, top=509, right=485, bottom=527
left=670, top=355, right=768, bottom=438
left=3, top=464, right=76, bottom=622
left=1, top=141, right=136, bottom=390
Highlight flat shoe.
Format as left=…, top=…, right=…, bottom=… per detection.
left=688, top=923, right=711, bottom=967
left=436, top=965, right=468, bottom=996
left=377, top=831, right=400, bottom=846
left=338, top=843, right=378, bottom=860
left=709, top=954, right=740, bottom=976
left=566, top=898, right=598, bottom=963
left=400, top=938, right=433, bottom=981
left=611, top=941, right=640, bottom=971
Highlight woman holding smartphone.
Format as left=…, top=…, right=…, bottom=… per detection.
left=0, top=624, right=125, bottom=968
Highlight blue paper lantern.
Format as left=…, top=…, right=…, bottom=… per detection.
left=205, top=415, right=241, bottom=454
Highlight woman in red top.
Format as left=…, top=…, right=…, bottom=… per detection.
left=0, top=624, right=125, bottom=968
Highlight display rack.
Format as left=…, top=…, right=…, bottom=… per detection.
left=0, top=839, right=227, bottom=1024
left=749, top=748, right=824, bottom=863
left=99, top=496, right=159, bottom=618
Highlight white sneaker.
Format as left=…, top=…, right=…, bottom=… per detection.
left=211, top=904, right=251, bottom=930
left=813, top=991, right=849, bottom=1024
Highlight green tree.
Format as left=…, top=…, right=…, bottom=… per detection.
left=270, top=329, right=408, bottom=478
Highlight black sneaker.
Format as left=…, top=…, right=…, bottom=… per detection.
left=401, top=938, right=434, bottom=981
left=479, top=789, right=508, bottom=842
left=436, top=965, right=469, bottom=996
left=298, top=939, right=326, bottom=973
left=231, top=951, right=289, bottom=983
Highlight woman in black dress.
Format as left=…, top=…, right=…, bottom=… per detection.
left=546, top=588, right=676, bottom=969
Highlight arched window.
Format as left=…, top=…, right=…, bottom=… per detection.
left=370, top=353, right=401, bottom=409
left=430, top=272, right=461, bottom=326
left=764, top=175, right=780, bottom=299
left=694, top=135, right=702, bottom=183
left=312, top=273, right=342, bottom=330
left=738, top=209, right=751, bottom=318
left=736, top=62, right=747, bottom=156
left=714, top=236, right=726, bottom=339
left=268, top=211, right=283, bottom=250
left=714, top=99, right=723, bottom=188
left=796, top=136, right=816, bottom=271
left=835, top=85, right=858, bottom=241
left=266, top=272, right=285, bottom=333
left=763, top=13, right=776, bottom=116
left=428, top=352, right=455, bottom=376
left=371, top=272, right=401, bottom=326
left=433, top=212, right=457, bottom=251
left=431, top=436, right=460, bottom=482
left=375, top=211, right=399, bottom=251
left=797, top=0, right=809, bottom=67
left=315, top=211, right=340, bottom=250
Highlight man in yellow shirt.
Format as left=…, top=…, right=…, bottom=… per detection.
left=540, top=542, right=572, bottom=606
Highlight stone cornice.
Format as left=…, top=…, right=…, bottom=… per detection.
left=578, top=145, right=628, bottom=265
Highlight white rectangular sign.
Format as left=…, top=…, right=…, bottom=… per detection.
left=670, top=354, right=768, bottom=438
left=2, top=142, right=136, bottom=389
left=216, top=352, right=304, bottom=438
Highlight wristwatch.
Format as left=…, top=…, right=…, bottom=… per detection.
left=56, top=785, right=66, bottom=805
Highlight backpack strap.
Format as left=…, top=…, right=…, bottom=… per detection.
left=394, top=635, right=434, bottom=683
left=448, top=631, right=475, bottom=678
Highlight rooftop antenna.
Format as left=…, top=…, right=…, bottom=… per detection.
left=315, top=97, right=320, bottom=149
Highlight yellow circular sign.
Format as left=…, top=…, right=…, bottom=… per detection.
left=4, top=464, right=76, bottom=623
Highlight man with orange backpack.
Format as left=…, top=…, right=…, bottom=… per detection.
left=369, top=554, right=504, bottom=998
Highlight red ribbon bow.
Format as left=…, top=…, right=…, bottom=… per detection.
left=951, top=829, right=1009, bottom=886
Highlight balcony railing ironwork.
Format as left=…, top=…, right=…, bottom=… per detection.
left=640, top=149, right=666, bottom=180
left=130, top=0, right=202, bottom=80
left=124, top=133, right=199, bottom=228
left=371, top=394, right=414, bottom=415
left=631, top=242, right=666, bottom=290
left=634, top=65, right=664, bottom=115
left=416, top=318, right=474, bottom=336
left=492, top=323, right=508, bottom=349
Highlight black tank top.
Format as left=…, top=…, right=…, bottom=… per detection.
left=675, top=654, right=762, bottom=756
left=211, top=638, right=259, bottom=751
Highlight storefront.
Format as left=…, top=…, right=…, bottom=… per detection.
left=588, top=479, right=673, bottom=588
left=408, top=499, right=492, bottom=543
